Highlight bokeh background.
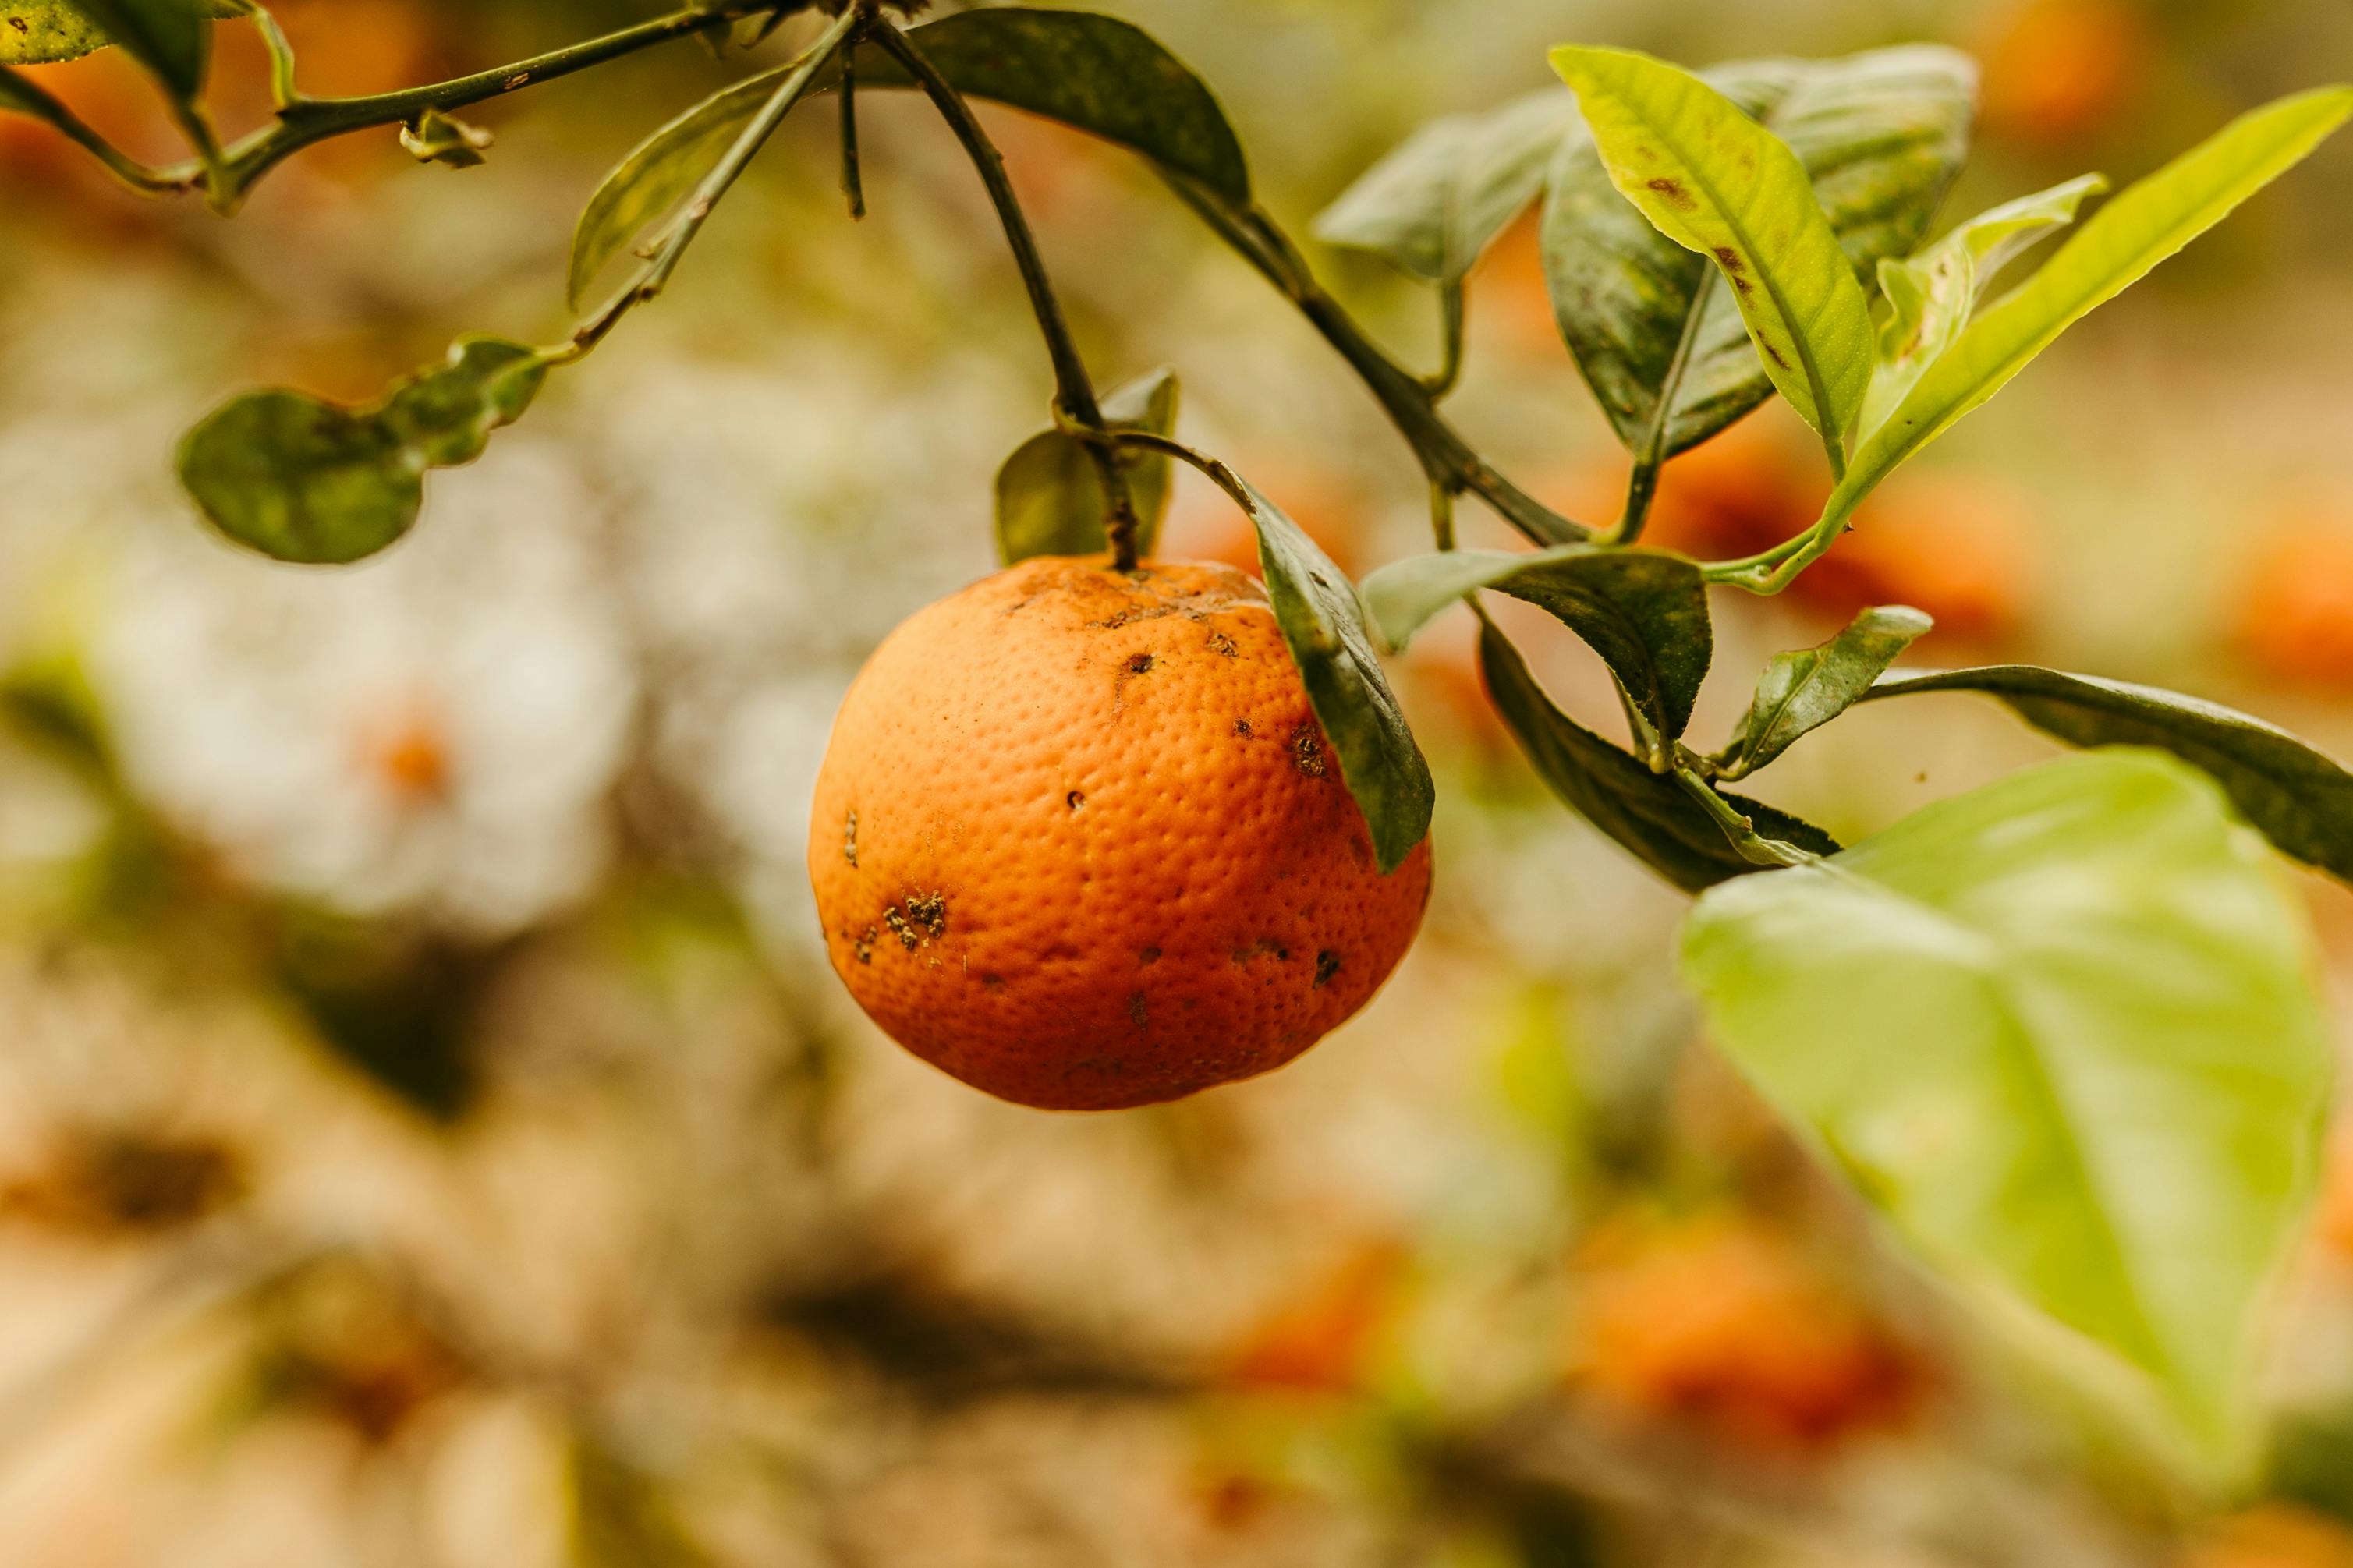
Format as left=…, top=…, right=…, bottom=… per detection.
left=4, top=1, right=2353, bottom=1563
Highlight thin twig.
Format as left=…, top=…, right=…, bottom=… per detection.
left=566, top=5, right=863, bottom=357
left=1160, top=174, right=1589, bottom=550
left=869, top=16, right=1143, bottom=569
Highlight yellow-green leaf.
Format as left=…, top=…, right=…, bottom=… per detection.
left=1862, top=174, right=2107, bottom=437
left=1550, top=44, right=1876, bottom=448
left=0, top=0, right=239, bottom=69
left=1835, top=87, right=2353, bottom=516
left=1685, top=749, right=2333, bottom=1461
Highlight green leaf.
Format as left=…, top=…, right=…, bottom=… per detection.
left=178, top=338, right=550, bottom=565
left=835, top=7, right=1252, bottom=205
left=1543, top=48, right=1971, bottom=460
left=994, top=368, right=1180, bottom=565
left=0, top=0, right=239, bottom=69
left=1481, top=622, right=1839, bottom=892
left=1553, top=48, right=1919, bottom=453
left=1684, top=749, right=2332, bottom=1454
left=1312, top=89, right=1579, bottom=285
left=1862, top=175, right=2106, bottom=435
left=1834, top=87, right=2353, bottom=517
left=1715, top=605, right=1932, bottom=780
left=1363, top=545, right=1710, bottom=746
left=1864, top=664, right=2353, bottom=887
left=1228, top=474, right=1430, bottom=872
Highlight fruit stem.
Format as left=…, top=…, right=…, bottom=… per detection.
left=870, top=17, right=1144, bottom=571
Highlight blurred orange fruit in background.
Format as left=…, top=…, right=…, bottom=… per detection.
left=1806, top=472, right=2036, bottom=643
left=1978, top=0, right=2153, bottom=145
left=2233, top=513, right=2353, bottom=688
left=1574, top=1211, right=1926, bottom=1450
left=808, top=556, right=1432, bottom=1110
left=2181, top=1509, right=2353, bottom=1568
left=1160, top=458, right=1371, bottom=581
left=1222, top=1241, right=1407, bottom=1394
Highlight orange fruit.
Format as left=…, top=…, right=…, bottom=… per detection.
left=808, top=555, right=1433, bottom=1111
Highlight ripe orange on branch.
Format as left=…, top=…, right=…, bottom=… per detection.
left=808, top=556, right=1432, bottom=1111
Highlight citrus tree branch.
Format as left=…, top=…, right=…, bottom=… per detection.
left=866, top=16, right=1143, bottom=570
left=565, top=5, right=863, bottom=358
left=1160, top=175, right=1590, bottom=550
left=182, top=2, right=786, bottom=207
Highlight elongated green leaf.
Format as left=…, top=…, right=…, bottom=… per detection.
left=570, top=67, right=792, bottom=309
left=1550, top=46, right=1915, bottom=451
left=0, top=0, right=239, bottom=69
left=1715, top=605, right=1932, bottom=779
left=994, top=368, right=1180, bottom=565
left=179, top=338, right=550, bottom=565
left=1482, top=623, right=1838, bottom=892
left=1835, top=87, right=2353, bottom=515
left=1865, top=664, right=2353, bottom=886
left=1864, top=175, right=2107, bottom=436
left=835, top=8, right=1251, bottom=204
left=1685, top=750, right=2332, bottom=1455
left=1364, top=545, right=1710, bottom=744
left=1228, top=476, right=1431, bottom=873
left=1545, top=48, right=1972, bottom=459
left=1313, top=89, right=1579, bottom=285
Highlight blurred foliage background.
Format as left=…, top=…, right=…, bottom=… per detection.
left=4, top=0, right=2353, bottom=1563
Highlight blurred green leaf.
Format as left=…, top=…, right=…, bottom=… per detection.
left=1834, top=87, right=2353, bottom=519
left=1863, top=175, right=2107, bottom=436
left=570, top=1442, right=710, bottom=1568
left=1312, top=89, right=1579, bottom=285
left=1363, top=545, right=1710, bottom=747
left=994, top=367, right=1179, bottom=565
left=1543, top=47, right=1972, bottom=459
left=1481, top=622, right=1837, bottom=892
left=1865, top=664, right=2353, bottom=886
left=1550, top=45, right=1876, bottom=450
left=179, top=338, right=550, bottom=565
left=1684, top=750, right=2332, bottom=1457
left=55, top=0, right=229, bottom=97
left=2271, top=1406, right=2353, bottom=1526
left=1714, top=604, right=1932, bottom=780
left=1235, top=472, right=1431, bottom=872
left=0, top=0, right=239, bottom=70
left=272, top=919, right=494, bottom=1120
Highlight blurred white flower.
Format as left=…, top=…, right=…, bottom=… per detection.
left=88, top=439, right=637, bottom=936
